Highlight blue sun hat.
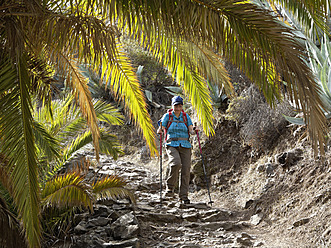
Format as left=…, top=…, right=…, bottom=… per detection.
left=171, top=96, right=183, bottom=105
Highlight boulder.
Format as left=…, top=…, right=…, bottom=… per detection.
left=110, top=212, right=139, bottom=240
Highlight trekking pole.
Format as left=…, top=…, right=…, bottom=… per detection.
left=196, top=128, right=214, bottom=205
left=159, top=133, right=163, bottom=206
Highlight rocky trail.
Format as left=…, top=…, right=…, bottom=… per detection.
left=63, top=152, right=289, bottom=248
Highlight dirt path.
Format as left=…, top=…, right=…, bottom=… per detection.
left=105, top=155, right=296, bottom=248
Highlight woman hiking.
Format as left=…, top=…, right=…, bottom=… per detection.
left=157, top=96, right=198, bottom=204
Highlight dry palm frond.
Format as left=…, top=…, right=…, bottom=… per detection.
left=65, top=157, right=93, bottom=175
left=63, top=57, right=101, bottom=160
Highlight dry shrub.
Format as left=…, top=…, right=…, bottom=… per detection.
left=227, top=85, right=294, bottom=150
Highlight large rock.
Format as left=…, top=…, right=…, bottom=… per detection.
left=87, top=217, right=110, bottom=227
left=201, top=209, right=232, bottom=222
left=110, top=212, right=139, bottom=240
left=93, top=204, right=114, bottom=217
left=250, top=213, right=263, bottom=226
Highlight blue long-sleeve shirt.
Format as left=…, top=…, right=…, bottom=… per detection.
left=161, top=111, right=193, bottom=148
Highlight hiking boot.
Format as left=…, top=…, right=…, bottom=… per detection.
left=181, top=199, right=190, bottom=204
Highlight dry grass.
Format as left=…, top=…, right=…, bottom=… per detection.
left=226, top=85, right=294, bottom=151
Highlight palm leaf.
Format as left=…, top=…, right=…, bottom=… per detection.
left=140, top=33, right=231, bottom=135
left=41, top=173, right=94, bottom=211
left=62, top=129, right=123, bottom=163
left=92, top=175, right=135, bottom=204
left=218, top=1, right=327, bottom=152
left=261, top=0, right=330, bottom=39
left=62, top=131, right=94, bottom=162
left=33, top=121, right=60, bottom=163
left=0, top=55, right=41, bottom=247
left=28, top=54, right=56, bottom=110
left=102, top=41, right=157, bottom=155
left=93, top=99, right=124, bottom=126
left=99, top=131, right=124, bottom=160
left=64, top=59, right=101, bottom=160
left=112, top=0, right=328, bottom=153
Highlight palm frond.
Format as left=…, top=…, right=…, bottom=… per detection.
left=33, top=121, right=60, bottom=163
left=46, top=96, right=83, bottom=139
left=102, top=42, right=157, bottom=155
left=93, top=99, right=124, bottom=126
left=62, top=131, right=93, bottom=163
left=41, top=173, right=94, bottom=211
left=43, top=11, right=118, bottom=65
left=92, top=175, right=135, bottom=203
left=182, top=68, right=215, bottom=135
left=219, top=1, right=327, bottom=152
left=66, top=59, right=101, bottom=160
left=41, top=206, right=78, bottom=239
left=99, top=131, right=124, bottom=160
left=40, top=46, right=101, bottom=159
left=62, top=129, right=123, bottom=164
left=59, top=118, right=88, bottom=140
left=139, top=32, right=231, bottom=135
left=65, top=157, right=94, bottom=175
left=0, top=55, right=41, bottom=247
left=262, top=0, right=330, bottom=39
left=112, top=0, right=328, bottom=153
left=28, top=54, right=56, bottom=109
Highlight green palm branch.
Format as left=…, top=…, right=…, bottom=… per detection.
left=41, top=165, right=134, bottom=238
left=143, top=32, right=233, bottom=135
left=0, top=55, right=41, bottom=248
left=41, top=173, right=94, bottom=211
left=92, top=175, right=135, bottom=204
left=1, top=1, right=330, bottom=247
left=62, top=130, right=123, bottom=163
left=112, top=0, right=328, bottom=153
left=254, top=0, right=330, bottom=39
left=33, top=95, right=124, bottom=180
left=33, top=121, right=60, bottom=164
left=101, top=41, right=157, bottom=155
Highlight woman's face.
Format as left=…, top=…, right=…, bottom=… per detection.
left=173, top=104, right=183, bottom=113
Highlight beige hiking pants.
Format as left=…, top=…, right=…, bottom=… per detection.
left=165, top=146, right=191, bottom=200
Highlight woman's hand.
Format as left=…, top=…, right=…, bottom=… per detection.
left=193, top=126, right=199, bottom=133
